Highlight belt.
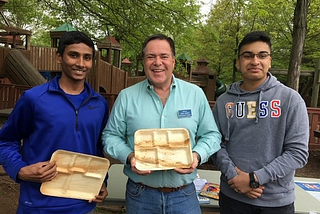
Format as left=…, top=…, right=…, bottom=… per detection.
left=138, top=183, right=188, bottom=193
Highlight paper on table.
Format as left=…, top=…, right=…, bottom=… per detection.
left=193, top=177, right=208, bottom=191
left=295, top=181, right=320, bottom=201
left=193, top=176, right=210, bottom=204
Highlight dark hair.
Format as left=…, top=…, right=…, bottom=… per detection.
left=57, top=31, right=95, bottom=58
left=238, top=31, right=272, bottom=58
left=142, top=34, right=175, bottom=57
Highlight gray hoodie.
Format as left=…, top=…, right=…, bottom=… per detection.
left=212, top=72, right=309, bottom=207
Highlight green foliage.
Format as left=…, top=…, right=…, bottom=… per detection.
left=303, top=0, right=320, bottom=69
left=36, top=0, right=202, bottom=58
left=174, top=61, right=189, bottom=78
left=2, top=0, right=320, bottom=87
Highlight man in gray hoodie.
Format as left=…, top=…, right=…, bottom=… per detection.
left=212, top=31, right=309, bottom=214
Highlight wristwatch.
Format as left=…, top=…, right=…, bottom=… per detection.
left=249, top=172, right=260, bottom=188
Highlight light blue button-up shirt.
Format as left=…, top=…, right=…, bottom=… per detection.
left=102, top=76, right=221, bottom=187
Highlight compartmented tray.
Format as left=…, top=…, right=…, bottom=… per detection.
left=40, top=150, right=110, bottom=200
left=134, top=128, right=193, bottom=170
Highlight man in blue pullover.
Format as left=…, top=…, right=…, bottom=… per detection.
left=212, top=31, right=309, bottom=213
left=102, top=34, right=221, bottom=214
left=0, top=31, right=109, bottom=214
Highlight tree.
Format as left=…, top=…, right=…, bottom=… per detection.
left=197, top=0, right=245, bottom=83
left=286, top=0, right=309, bottom=90
left=200, top=0, right=317, bottom=87
left=38, top=0, right=202, bottom=59
left=3, top=0, right=320, bottom=90
left=3, top=0, right=203, bottom=59
left=2, top=0, right=65, bottom=47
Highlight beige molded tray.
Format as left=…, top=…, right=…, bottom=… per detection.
left=40, top=150, right=110, bottom=200
left=134, top=128, right=193, bottom=170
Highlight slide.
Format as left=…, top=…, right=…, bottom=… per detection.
left=4, top=49, right=46, bottom=86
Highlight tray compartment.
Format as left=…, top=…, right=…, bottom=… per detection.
left=40, top=150, right=110, bottom=200
left=153, top=130, right=169, bottom=146
left=135, top=148, right=159, bottom=170
left=157, top=146, right=192, bottom=168
left=134, top=128, right=192, bottom=170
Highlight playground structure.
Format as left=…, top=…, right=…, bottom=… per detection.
left=0, top=0, right=222, bottom=102
left=0, top=15, right=221, bottom=107
left=1, top=39, right=222, bottom=110
left=1, top=43, right=320, bottom=151
left=0, top=44, right=220, bottom=100
left=1, top=0, right=320, bottom=150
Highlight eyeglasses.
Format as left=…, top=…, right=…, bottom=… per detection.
left=239, top=51, right=271, bottom=59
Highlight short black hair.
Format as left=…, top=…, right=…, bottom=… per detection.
left=142, top=34, right=175, bottom=57
left=238, top=31, right=272, bottom=58
left=57, top=31, right=95, bottom=58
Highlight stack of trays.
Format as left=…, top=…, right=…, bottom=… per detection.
left=40, top=150, right=110, bottom=200
left=134, top=128, right=193, bottom=170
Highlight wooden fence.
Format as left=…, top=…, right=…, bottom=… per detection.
left=29, top=46, right=60, bottom=71
left=0, top=88, right=319, bottom=150
left=0, top=83, right=120, bottom=111
left=0, top=46, right=146, bottom=95
left=307, top=107, right=320, bottom=150
left=0, top=84, right=30, bottom=109
left=1, top=46, right=320, bottom=149
left=88, top=51, right=146, bottom=94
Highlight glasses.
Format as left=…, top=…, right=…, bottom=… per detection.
left=239, top=51, right=270, bottom=59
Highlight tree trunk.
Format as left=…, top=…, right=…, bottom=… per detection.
left=233, top=31, right=240, bottom=83
left=286, top=0, right=309, bottom=90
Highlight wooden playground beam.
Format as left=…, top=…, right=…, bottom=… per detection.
left=269, top=68, right=314, bottom=76
left=311, top=59, right=320, bottom=107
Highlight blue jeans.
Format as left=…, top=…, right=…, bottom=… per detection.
left=219, top=191, right=294, bottom=214
left=125, top=179, right=201, bottom=214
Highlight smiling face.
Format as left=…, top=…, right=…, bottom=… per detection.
left=143, top=39, right=175, bottom=89
left=56, top=43, right=93, bottom=83
left=237, top=41, right=272, bottom=89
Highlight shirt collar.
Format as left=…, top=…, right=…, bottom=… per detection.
left=146, top=74, right=177, bottom=90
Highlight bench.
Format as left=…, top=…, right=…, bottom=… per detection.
left=104, top=164, right=320, bottom=213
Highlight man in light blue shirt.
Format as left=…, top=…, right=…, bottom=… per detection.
left=102, top=34, right=221, bottom=214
